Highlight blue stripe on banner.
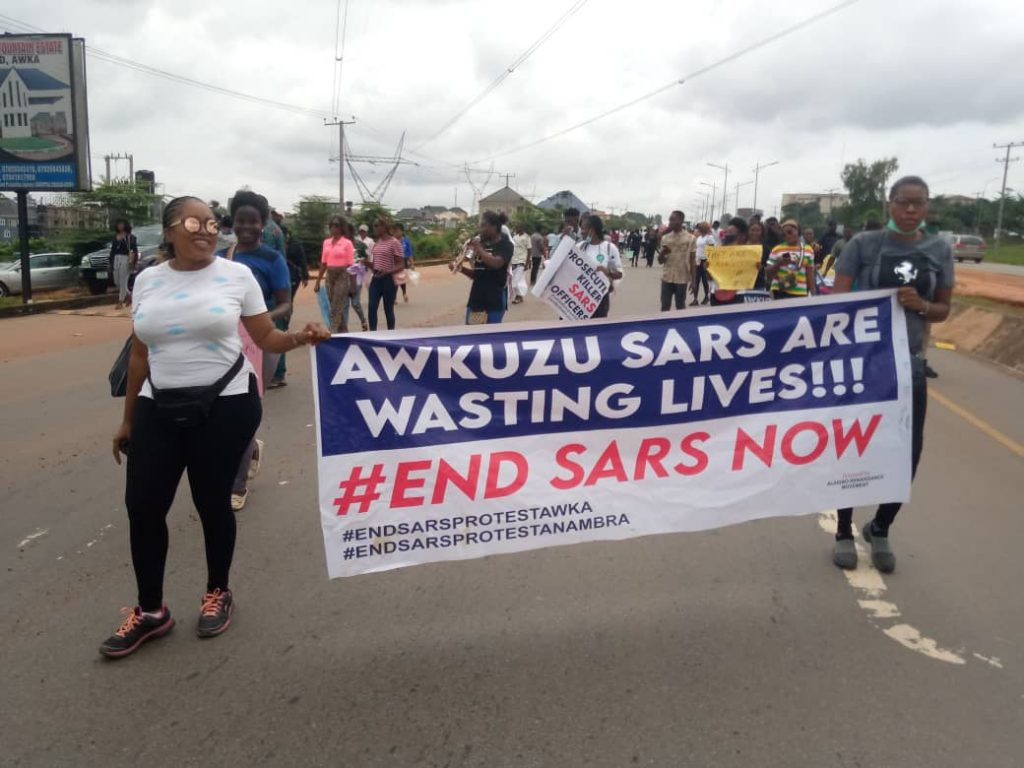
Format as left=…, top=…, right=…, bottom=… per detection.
left=315, top=295, right=898, bottom=458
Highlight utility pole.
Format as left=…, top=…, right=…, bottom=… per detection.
left=824, top=187, right=841, bottom=220
left=325, top=118, right=356, bottom=209
left=707, top=161, right=729, bottom=221
left=103, top=153, right=134, bottom=184
left=501, top=173, right=517, bottom=189
left=734, top=180, right=753, bottom=213
left=994, top=141, right=1022, bottom=246
left=751, top=160, right=779, bottom=215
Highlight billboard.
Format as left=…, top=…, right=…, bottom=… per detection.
left=0, top=34, right=91, bottom=192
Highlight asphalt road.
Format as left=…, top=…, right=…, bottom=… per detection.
left=2, top=263, right=1022, bottom=767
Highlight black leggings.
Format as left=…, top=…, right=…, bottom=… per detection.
left=125, top=386, right=262, bottom=611
left=837, top=375, right=928, bottom=537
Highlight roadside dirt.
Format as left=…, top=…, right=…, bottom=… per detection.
left=955, top=267, right=1024, bottom=307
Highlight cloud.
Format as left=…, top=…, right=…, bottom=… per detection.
left=4, top=0, right=1023, bottom=217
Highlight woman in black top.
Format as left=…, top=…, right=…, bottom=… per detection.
left=111, top=219, right=139, bottom=310
left=455, top=210, right=513, bottom=324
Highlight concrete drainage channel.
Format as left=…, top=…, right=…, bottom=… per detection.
left=933, top=301, right=1024, bottom=378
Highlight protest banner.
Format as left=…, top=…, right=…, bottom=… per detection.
left=531, top=237, right=610, bottom=320
left=706, top=245, right=763, bottom=291
left=312, top=291, right=912, bottom=578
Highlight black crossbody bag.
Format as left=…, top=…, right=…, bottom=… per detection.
left=147, top=354, right=245, bottom=427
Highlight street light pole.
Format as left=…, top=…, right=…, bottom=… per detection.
left=700, top=181, right=717, bottom=224
left=707, top=162, right=729, bottom=221
left=993, top=141, right=1022, bottom=246
left=735, top=180, right=753, bottom=213
left=751, top=160, right=779, bottom=215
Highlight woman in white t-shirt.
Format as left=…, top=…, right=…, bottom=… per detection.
left=578, top=215, right=623, bottom=319
left=100, top=197, right=329, bottom=659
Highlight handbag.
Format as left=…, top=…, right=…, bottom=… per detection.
left=147, top=354, right=245, bottom=427
left=392, top=269, right=409, bottom=286
left=109, top=337, right=133, bottom=397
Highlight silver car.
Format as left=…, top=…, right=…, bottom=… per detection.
left=0, top=252, right=81, bottom=297
left=942, top=233, right=987, bottom=264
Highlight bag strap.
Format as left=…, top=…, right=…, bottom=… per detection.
left=148, top=353, right=245, bottom=396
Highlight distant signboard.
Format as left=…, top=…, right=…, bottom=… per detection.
left=0, top=34, right=91, bottom=192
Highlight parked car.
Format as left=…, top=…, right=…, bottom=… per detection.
left=79, top=224, right=235, bottom=294
left=80, top=224, right=166, bottom=295
left=0, top=252, right=81, bottom=297
left=941, top=233, right=986, bottom=264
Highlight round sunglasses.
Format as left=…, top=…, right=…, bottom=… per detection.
left=169, top=216, right=221, bottom=235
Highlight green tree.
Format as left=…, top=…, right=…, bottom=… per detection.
left=73, top=180, right=159, bottom=226
left=291, top=195, right=337, bottom=242
left=352, top=202, right=393, bottom=230
left=839, top=157, right=899, bottom=225
left=781, top=200, right=826, bottom=233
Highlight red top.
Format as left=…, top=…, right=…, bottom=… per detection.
left=321, top=236, right=355, bottom=267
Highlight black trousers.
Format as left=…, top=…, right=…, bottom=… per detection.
left=660, top=281, right=688, bottom=311
left=694, top=263, right=710, bottom=301
left=125, top=386, right=262, bottom=611
left=368, top=275, right=398, bottom=330
left=530, top=256, right=542, bottom=285
left=837, top=375, right=928, bottom=536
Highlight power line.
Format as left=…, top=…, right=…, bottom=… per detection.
left=471, top=0, right=863, bottom=163
left=0, top=13, right=345, bottom=120
left=412, top=0, right=590, bottom=151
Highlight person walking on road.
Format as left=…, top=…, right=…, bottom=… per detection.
left=511, top=224, right=531, bottom=304
left=831, top=176, right=954, bottom=573
left=220, top=191, right=293, bottom=510
left=455, top=210, right=513, bottom=324
left=101, top=196, right=328, bottom=659
left=343, top=221, right=369, bottom=331
left=529, top=228, right=547, bottom=286
left=765, top=219, right=817, bottom=300
left=314, top=216, right=356, bottom=333
left=578, top=214, right=623, bottom=319
left=658, top=211, right=696, bottom=311
left=394, top=223, right=415, bottom=303
left=111, top=219, right=139, bottom=310
left=367, top=217, right=404, bottom=331
left=693, top=222, right=716, bottom=304
left=644, top=226, right=659, bottom=268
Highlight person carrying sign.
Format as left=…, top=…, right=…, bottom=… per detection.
left=577, top=215, right=623, bottom=319
left=765, top=219, right=816, bottom=300
left=658, top=210, right=697, bottom=311
left=455, top=210, right=513, bottom=324
left=830, top=176, right=954, bottom=573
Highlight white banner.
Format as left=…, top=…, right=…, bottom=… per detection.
left=312, top=292, right=913, bottom=578
left=531, top=237, right=610, bottom=320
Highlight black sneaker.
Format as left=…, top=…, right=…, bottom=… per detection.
left=99, top=606, right=174, bottom=659
left=925, top=364, right=938, bottom=379
left=197, top=589, right=233, bottom=638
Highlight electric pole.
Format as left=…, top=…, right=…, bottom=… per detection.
left=707, top=162, right=729, bottom=221
left=994, top=141, right=1022, bottom=246
left=325, top=118, right=356, bottom=209
left=824, top=187, right=841, bottom=220
left=103, top=153, right=134, bottom=184
left=700, top=181, right=717, bottom=223
left=734, top=180, right=753, bottom=213
left=751, top=160, right=779, bottom=215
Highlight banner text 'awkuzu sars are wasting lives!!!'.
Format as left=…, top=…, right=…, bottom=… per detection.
left=312, top=291, right=913, bottom=578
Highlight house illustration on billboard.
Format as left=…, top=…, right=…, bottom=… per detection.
left=0, top=66, right=71, bottom=141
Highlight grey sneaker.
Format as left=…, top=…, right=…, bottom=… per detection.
left=862, top=522, right=895, bottom=573
left=832, top=537, right=858, bottom=570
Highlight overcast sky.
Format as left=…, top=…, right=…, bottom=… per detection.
left=6, top=0, right=1024, bottom=219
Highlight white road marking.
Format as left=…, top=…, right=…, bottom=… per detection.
left=17, top=528, right=48, bottom=549
left=818, top=511, right=978, bottom=667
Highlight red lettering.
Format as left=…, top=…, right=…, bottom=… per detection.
left=733, top=426, right=777, bottom=470
left=585, top=441, right=628, bottom=486
left=484, top=452, right=528, bottom=498
left=674, top=432, right=710, bottom=476
left=833, top=415, right=882, bottom=458
left=431, top=455, right=482, bottom=504
left=391, top=460, right=432, bottom=508
left=633, top=437, right=671, bottom=480
left=551, top=443, right=587, bottom=490
left=780, top=422, right=830, bottom=465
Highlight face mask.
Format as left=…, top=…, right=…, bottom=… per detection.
left=887, top=217, right=924, bottom=236
left=723, top=234, right=738, bottom=245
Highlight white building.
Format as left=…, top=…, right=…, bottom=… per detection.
left=0, top=67, right=72, bottom=140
